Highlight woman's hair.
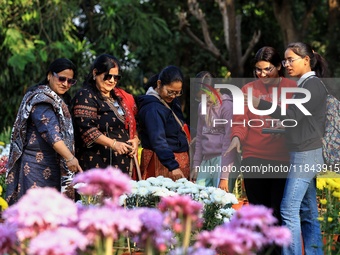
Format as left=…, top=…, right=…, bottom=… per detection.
left=286, top=42, right=329, bottom=77
left=144, top=73, right=159, bottom=90
left=158, top=65, right=184, bottom=87
left=253, top=46, right=284, bottom=77
left=40, top=58, right=77, bottom=85
left=84, top=54, right=121, bottom=99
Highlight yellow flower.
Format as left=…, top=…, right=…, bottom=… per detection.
left=332, top=191, right=340, bottom=199
left=319, top=198, right=327, bottom=205
left=317, top=178, right=326, bottom=190
left=0, top=197, right=8, bottom=210
left=327, top=217, right=333, bottom=222
left=0, top=142, right=5, bottom=146
left=317, top=217, right=324, bottom=221
left=0, top=185, right=2, bottom=195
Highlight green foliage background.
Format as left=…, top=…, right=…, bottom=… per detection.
left=1, top=0, right=339, bottom=133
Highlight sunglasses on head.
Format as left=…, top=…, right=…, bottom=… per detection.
left=53, top=72, right=77, bottom=86
left=103, top=73, right=122, bottom=82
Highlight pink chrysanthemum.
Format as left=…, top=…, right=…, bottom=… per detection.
left=3, top=187, right=78, bottom=241
left=72, top=166, right=131, bottom=203
left=28, top=227, right=88, bottom=255
left=229, top=204, right=277, bottom=230
left=0, top=156, right=8, bottom=175
left=77, top=206, right=142, bottom=242
left=195, top=204, right=291, bottom=255
left=158, top=195, right=202, bottom=219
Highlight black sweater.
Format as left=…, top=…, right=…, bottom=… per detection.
left=258, top=76, right=327, bottom=152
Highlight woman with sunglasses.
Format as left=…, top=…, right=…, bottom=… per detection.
left=138, top=65, right=190, bottom=181
left=226, top=47, right=296, bottom=248
left=251, top=42, right=328, bottom=255
left=6, top=58, right=82, bottom=205
left=72, top=54, right=138, bottom=175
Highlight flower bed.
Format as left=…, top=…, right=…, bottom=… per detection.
left=0, top=166, right=291, bottom=255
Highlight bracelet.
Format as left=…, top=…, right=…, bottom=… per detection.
left=111, top=139, right=117, bottom=149
left=65, top=156, right=75, bottom=162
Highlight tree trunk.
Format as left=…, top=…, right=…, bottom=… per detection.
left=272, top=0, right=300, bottom=46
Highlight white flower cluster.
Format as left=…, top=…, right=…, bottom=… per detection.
left=0, top=143, right=10, bottom=157
left=120, top=176, right=238, bottom=223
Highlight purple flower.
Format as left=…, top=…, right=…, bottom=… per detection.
left=0, top=222, right=17, bottom=254
left=3, top=187, right=78, bottom=241
left=28, top=227, right=88, bottom=255
left=132, top=208, right=175, bottom=251
left=72, top=166, right=131, bottom=204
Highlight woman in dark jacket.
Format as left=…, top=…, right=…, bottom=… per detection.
left=138, top=65, right=190, bottom=181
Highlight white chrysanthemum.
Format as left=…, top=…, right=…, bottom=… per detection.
left=175, top=178, right=189, bottom=184
left=154, top=187, right=176, bottom=197
left=137, top=180, right=151, bottom=187
left=118, top=194, right=127, bottom=206
left=146, top=177, right=161, bottom=186
left=138, top=186, right=151, bottom=196
left=209, top=188, right=227, bottom=204
left=162, top=180, right=177, bottom=189
left=199, top=190, right=209, bottom=200
left=219, top=208, right=235, bottom=218
left=224, top=193, right=238, bottom=205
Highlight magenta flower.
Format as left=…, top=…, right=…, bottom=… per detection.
left=28, top=227, right=88, bottom=255
left=3, top=187, right=78, bottom=241
left=72, top=166, right=131, bottom=204
left=0, top=222, right=17, bottom=254
left=77, top=206, right=142, bottom=242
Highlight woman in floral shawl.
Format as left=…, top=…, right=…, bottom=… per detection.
left=5, top=58, right=82, bottom=205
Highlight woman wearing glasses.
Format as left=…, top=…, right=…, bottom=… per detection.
left=226, top=47, right=296, bottom=236
left=138, top=65, right=190, bottom=181
left=6, top=58, right=82, bottom=205
left=72, top=54, right=138, bottom=175
left=252, top=42, right=328, bottom=255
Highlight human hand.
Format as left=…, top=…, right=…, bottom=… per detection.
left=171, top=168, right=185, bottom=180
left=190, top=168, right=198, bottom=182
left=127, top=137, right=139, bottom=156
left=113, top=141, right=133, bottom=155
left=218, top=179, right=229, bottom=192
left=225, top=136, right=241, bottom=155
left=66, top=157, right=83, bottom=173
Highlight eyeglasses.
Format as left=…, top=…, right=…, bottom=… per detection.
left=53, top=72, right=77, bottom=86
left=103, top=73, right=122, bottom=82
left=255, top=66, right=275, bottom=75
left=281, top=58, right=302, bottom=66
left=164, top=87, right=183, bottom=97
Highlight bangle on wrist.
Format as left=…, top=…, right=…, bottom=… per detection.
left=111, top=139, right=117, bottom=149
left=66, top=156, right=75, bottom=162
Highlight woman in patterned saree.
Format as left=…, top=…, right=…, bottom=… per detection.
left=6, top=58, right=82, bottom=205
left=72, top=54, right=138, bottom=175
